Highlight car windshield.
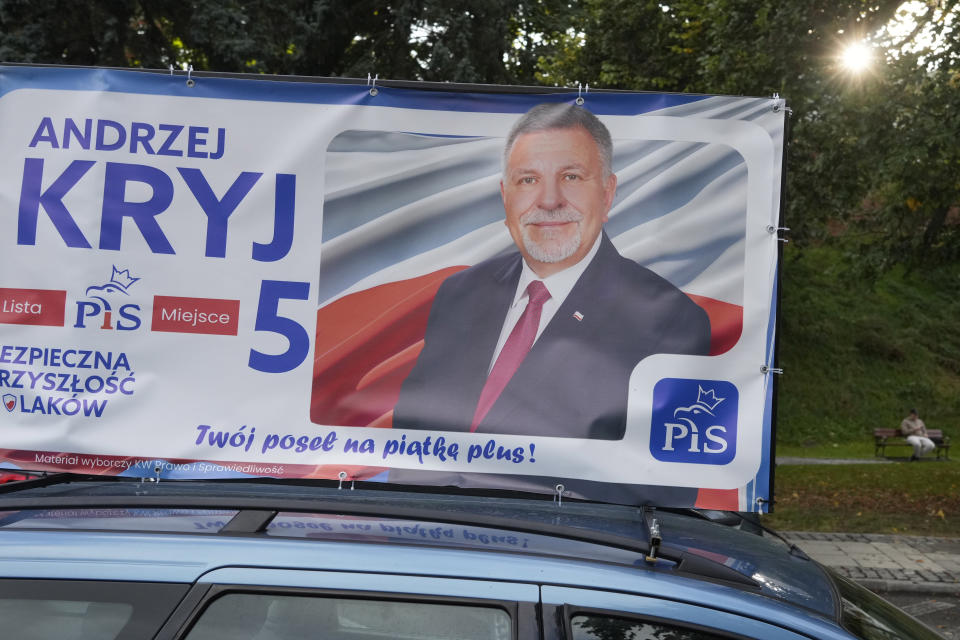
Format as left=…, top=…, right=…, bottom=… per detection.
left=830, top=571, right=943, bottom=640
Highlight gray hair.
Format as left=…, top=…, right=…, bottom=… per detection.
left=503, top=103, right=614, bottom=178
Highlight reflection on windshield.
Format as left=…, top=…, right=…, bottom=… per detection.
left=572, top=614, right=724, bottom=640
left=832, top=572, right=943, bottom=640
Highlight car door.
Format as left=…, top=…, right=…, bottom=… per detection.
left=156, top=568, right=540, bottom=640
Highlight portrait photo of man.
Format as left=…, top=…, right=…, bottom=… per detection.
left=391, top=103, right=712, bottom=440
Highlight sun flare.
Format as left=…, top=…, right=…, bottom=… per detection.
left=841, top=42, right=872, bottom=72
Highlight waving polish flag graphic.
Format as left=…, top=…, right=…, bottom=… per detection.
left=310, top=97, right=763, bottom=432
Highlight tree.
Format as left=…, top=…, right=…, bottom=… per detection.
left=839, top=1, right=960, bottom=274
left=0, top=0, right=569, bottom=83
left=0, top=0, right=187, bottom=68
left=538, top=0, right=907, bottom=247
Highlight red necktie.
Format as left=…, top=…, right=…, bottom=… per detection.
left=470, top=280, right=551, bottom=432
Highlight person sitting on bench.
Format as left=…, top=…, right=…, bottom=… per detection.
left=900, top=408, right=935, bottom=461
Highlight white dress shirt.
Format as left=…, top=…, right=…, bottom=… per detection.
left=487, top=233, right=603, bottom=373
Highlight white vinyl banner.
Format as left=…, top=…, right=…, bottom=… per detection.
left=0, top=66, right=785, bottom=511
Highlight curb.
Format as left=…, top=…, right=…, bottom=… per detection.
left=853, top=579, right=960, bottom=595
left=783, top=532, right=960, bottom=595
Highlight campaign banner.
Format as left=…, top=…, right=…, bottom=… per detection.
left=0, top=66, right=784, bottom=511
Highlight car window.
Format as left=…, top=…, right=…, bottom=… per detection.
left=183, top=592, right=512, bottom=640
left=0, top=598, right=131, bottom=639
left=544, top=587, right=814, bottom=640
left=0, top=579, right=189, bottom=640
left=571, top=613, right=727, bottom=640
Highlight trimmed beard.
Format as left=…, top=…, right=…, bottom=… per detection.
left=519, top=208, right=583, bottom=263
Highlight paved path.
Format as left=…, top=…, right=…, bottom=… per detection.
left=778, top=456, right=950, bottom=465
left=784, top=532, right=960, bottom=594
left=777, top=456, right=895, bottom=465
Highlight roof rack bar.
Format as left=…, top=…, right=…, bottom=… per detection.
left=0, top=494, right=654, bottom=554
left=0, top=494, right=762, bottom=592
left=220, top=509, right=278, bottom=534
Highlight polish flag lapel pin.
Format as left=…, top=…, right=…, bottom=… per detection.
left=572, top=311, right=584, bottom=322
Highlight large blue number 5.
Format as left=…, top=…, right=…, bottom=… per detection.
left=248, top=280, right=311, bottom=373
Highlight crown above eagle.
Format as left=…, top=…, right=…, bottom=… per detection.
left=110, top=266, right=140, bottom=291
left=696, top=386, right=725, bottom=411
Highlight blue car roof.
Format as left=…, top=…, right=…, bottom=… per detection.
left=0, top=477, right=840, bottom=621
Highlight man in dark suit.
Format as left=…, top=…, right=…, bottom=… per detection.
left=393, top=103, right=711, bottom=440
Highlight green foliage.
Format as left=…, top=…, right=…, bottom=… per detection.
left=777, top=245, right=960, bottom=445
left=0, top=0, right=570, bottom=82
left=536, top=0, right=695, bottom=90
left=843, top=55, right=960, bottom=275
left=532, top=0, right=960, bottom=275
left=537, top=0, right=909, bottom=248
left=390, top=0, right=573, bottom=85
left=798, top=1, right=960, bottom=275
left=0, top=0, right=189, bottom=67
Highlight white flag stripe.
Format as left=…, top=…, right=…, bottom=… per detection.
left=319, top=96, right=779, bottom=307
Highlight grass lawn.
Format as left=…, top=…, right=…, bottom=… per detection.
left=763, top=459, right=960, bottom=537
left=775, top=246, right=960, bottom=448
left=776, top=441, right=878, bottom=459
left=763, top=247, right=960, bottom=536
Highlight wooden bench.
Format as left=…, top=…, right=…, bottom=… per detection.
left=873, top=428, right=951, bottom=460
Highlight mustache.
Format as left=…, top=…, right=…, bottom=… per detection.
left=520, top=208, right=583, bottom=225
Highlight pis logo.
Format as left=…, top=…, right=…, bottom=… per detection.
left=649, top=378, right=738, bottom=465
left=74, top=265, right=142, bottom=331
